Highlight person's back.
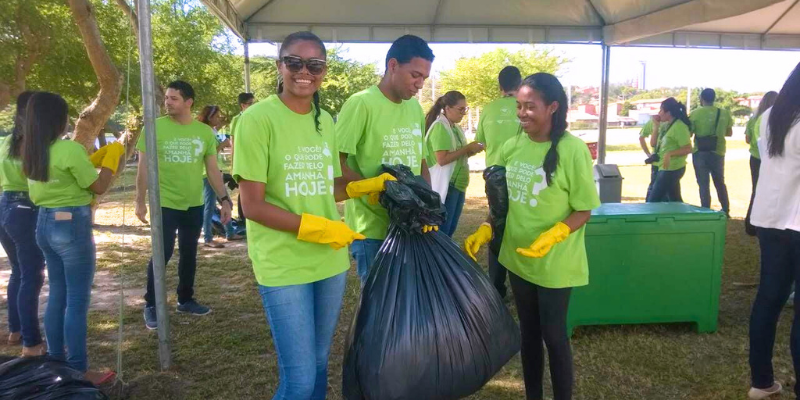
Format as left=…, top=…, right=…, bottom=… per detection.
left=476, top=66, right=522, bottom=168
left=688, top=88, right=733, bottom=215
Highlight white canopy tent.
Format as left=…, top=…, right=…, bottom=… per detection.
left=136, top=0, right=800, bottom=369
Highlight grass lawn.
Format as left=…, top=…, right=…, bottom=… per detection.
left=1, top=151, right=795, bottom=400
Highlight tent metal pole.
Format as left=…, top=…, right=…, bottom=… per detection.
left=244, top=40, right=251, bottom=92
left=136, top=0, right=171, bottom=370
left=598, top=43, right=611, bottom=165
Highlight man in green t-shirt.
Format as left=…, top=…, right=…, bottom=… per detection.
left=229, top=92, right=255, bottom=222
left=689, top=88, right=733, bottom=216
left=135, top=80, right=233, bottom=330
left=473, top=65, right=522, bottom=299
left=336, top=35, right=435, bottom=285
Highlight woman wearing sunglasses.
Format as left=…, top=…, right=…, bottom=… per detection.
left=424, top=91, right=483, bottom=237
left=232, top=31, right=395, bottom=400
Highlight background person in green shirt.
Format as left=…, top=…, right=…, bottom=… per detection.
left=464, top=73, right=601, bottom=400
left=335, top=34, right=436, bottom=286
left=646, top=98, right=693, bottom=203
left=689, top=88, right=734, bottom=216
left=233, top=32, right=397, bottom=399
left=744, top=91, right=778, bottom=236
left=0, top=91, right=47, bottom=357
left=424, top=90, right=483, bottom=237
left=135, top=80, right=233, bottom=330
left=474, top=65, right=522, bottom=299
left=22, top=92, right=120, bottom=385
left=229, top=92, right=255, bottom=223
left=640, top=117, right=678, bottom=201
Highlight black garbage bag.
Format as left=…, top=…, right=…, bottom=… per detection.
left=483, top=166, right=509, bottom=255
left=0, top=356, right=108, bottom=400
left=343, top=164, right=521, bottom=400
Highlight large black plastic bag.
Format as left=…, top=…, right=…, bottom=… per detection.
left=0, top=356, right=108, bottom=399
left=343, top=164, right=520, bottom=400
left=483, top=166, right=509, bottom=255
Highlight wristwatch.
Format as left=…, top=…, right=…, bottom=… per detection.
left=217, top=195, right=232, bottom=206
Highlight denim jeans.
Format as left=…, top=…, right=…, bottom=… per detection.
left=258, top=272, right=347, bottom=400
left=145, top=206, right=203, bottom=307
left=0, top=192, right=45, bottom=347
left=693, top=151, right=730, bottom=213
left=646, top=167, right=685, bottom=203
left=646, top=165, right=682, bottom=202
left=745, top=156, right=761, bottom=236
left=203, top=178, right=234, bottom=242
left=36, top=205, right=95, bottom=372
left=749, top=228, right=800, bottom=395
left=350, top=238, right=384, bottom=287
left=442, top=185, right=466, bottom=237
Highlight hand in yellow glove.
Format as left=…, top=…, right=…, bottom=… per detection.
left=516, top=222, right=571, bottom=258
left=422, top=225, right=439, bottom=234
left=464, top=223, right=492, bottom=262
left=90, top=142, right=125, bottom=174
left=297, top=213, right=366, bottom=250
left=346, top=173, right=397, bottom=205
left=89, top=146, right=109, bottom=168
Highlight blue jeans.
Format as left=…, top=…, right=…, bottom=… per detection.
left=36, top=205, right=95, bottom=372
left=258, top=272, right=347, bottom=400
left=203, top=178, right=234, bottom=242
left=442, top=185, right=466, bottom=237
left=693, top=152, right=730, bottom=213
left=750, top=228, right=800, bottom=394
left=646, top=167, right=685, bottom=203
left=0, top=192, right=45, bottom=347
left=350, top=238, right=384, bottom=287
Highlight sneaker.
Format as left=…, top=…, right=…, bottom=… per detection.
left=203, top=240, right=224, bottom=249
left=143, top=306, right=158, bottom=330
left=177, top=300, right=211, bottom=316
left=748, top=382, right=782, bottom=399
left=226, top=234, right=244, bottom=241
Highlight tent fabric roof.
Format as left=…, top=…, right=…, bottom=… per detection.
left=201, top=0, right=800, bottom=50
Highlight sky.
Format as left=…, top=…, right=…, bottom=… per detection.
left=244, top=41, right=800, bottom=94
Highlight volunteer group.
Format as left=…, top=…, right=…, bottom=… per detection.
left=2, top=31, right=799, bottom=400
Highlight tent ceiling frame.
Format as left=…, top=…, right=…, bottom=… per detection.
left=764, top=0, right=800, bottom=35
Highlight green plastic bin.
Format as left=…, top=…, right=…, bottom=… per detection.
left=567, top=203, right=727, bottom=335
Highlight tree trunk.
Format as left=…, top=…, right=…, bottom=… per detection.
left=67, top=0, right=122, bottom=151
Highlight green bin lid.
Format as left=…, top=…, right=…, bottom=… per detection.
left=590, top=203, right=726, bottom=222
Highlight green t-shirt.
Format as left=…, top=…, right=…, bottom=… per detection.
left=497, top=132, right=601, bottom=288
left=136, top=117, right=218, bottom=210
left=641, top=120, right=669, bottom=168
left=233, top=95, right=349, bottom=287
left=0, top=136, right=29, bottom=192
left=229, top=113, right=242, bottom=137
left=689, top=105, right=733, bottom=156
left=657, top=119, right=692, bottom=171
left=639, top=120, right=654, bottom=138
left=745, top=116, right=762, bottom=159
left=336, top=85, right=427, bottom=240
left=475, top=96, right=520, bottom=167
left=28, top=140, right=98, bottom=208
left=425, top=121, right=469, bottom=192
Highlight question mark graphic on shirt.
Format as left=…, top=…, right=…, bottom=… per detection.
left=192, top=139, right=204, bottom=159
left=529, top=167, right=548, bottom=207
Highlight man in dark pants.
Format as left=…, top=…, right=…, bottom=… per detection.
left=689, top=88, right=733, bottom=216
left=474, top=66, right=522, bottom=299
left=135, top=80, right=232, bottom=330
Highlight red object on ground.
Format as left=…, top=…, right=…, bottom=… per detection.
left=586, top=142, right=598, bottom=160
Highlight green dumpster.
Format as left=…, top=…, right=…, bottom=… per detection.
left=567, top=203, right=727, bottom=335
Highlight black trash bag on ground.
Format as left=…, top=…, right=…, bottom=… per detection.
left=343, top=164, right=521, bottom=400
left=0, top=356, right=108, bottom=400
left=483, top=166, right=509, bottom=255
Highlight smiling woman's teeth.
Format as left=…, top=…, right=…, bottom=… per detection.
left=295, top=79, right=311, bottom=84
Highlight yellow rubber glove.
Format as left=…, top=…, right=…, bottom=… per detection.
left=100, top=142, right=125, bottom=174
left=346, top=173, right=397, bottom=205
left=297, top=213, right=366, bottom=250
left=517, top=222, right=571, bottom=258
left=89, top=146, right=110, bottom=168
left=422, top=225, right=439, bottom=234
left=464, top=223, right=492, bottom=262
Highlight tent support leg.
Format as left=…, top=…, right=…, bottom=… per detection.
left=598, top=44, right=611, bottom=165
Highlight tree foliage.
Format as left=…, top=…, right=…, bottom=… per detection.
left=439, top=47, right=568, bottom=110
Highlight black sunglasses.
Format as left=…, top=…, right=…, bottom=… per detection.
left=281, top=55, right=327, bottom=76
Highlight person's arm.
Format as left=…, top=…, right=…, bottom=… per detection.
left=650, top=122, right=660, bottom=148
left=562, top=210, right=592, bottom=232
left=239, top=180, right=301, bottom=233
left=204, top=155, right=232, bottom=225
left=661, top=144, right=692, bottom=170
left=434, top=142, right=482, bottom=166
left=338, top=152, right=363, bottom=184
left=639, top=136, right=651, bottom=157
left=726, top=127, right=733, bottom=137
left=420, top=159, right=431, bottom=186
left=88, top=168, right=115, bottom=195
left=230, top=135, right=235, bottom=168
left=135, top=152, right=149, bottom=223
